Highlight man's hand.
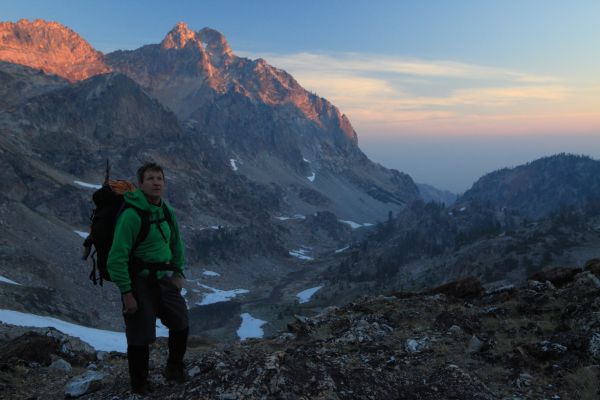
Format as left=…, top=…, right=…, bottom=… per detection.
left=171, top=275, right=185, bottom=291
left=122, top=293, right=138, bottom=315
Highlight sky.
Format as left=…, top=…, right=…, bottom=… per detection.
left=3, top=0, right=600, bottom=192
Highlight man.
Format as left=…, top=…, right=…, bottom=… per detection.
left=107, top=162, right=188, bottom=395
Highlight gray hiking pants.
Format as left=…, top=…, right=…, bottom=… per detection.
left=123, top=275, right=188, bottom=346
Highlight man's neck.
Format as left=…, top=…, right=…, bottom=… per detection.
left=144, top=193, right=161, bottom=206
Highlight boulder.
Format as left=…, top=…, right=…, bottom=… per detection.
left=64, top=371, right=104, bottom=398
left=467, top=335, right=483, bottom=353
left=528, top=267, right=582, bottom=287
left=405, top=337, right=428, bottom=353
left=589, top=333, right=600, bottom=360
left=49, top=358, right=72, bottom=373
left=583, top=258, right=600, bottom=278
left=0, top=332, right=61, bottom=367
left=425, top=277, right=484, bottom=299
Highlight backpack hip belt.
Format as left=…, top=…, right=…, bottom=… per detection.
left=129, top=257, right=180, bottom=281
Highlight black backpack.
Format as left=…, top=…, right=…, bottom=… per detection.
left=82, top=180, right=174, bottom=286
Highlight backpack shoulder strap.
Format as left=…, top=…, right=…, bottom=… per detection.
left=121, top=204, right=150, bottom=252
left=162, top=202, right=173, bottom=229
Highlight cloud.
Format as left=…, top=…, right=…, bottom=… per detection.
left=239, top=50, right=599, bottom=137
left=252, top=51, right=560, bottom=82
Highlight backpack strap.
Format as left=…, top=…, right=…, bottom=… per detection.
left=162, top=202, right=173, bottom=227
left=122, top=202, right=173, bottom=251
left=127, top=205, right=150, bottom=252
left=127, top=201, right=178, bottom=279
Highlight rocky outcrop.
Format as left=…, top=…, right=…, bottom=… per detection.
left=0, top=61, right=68, bottom=108
left=3, top=268, right=600, bottom=399
left=0, top=19, right=110, bottom=81
left=424, top=276, right=484, bottom=299
left=528, top=266, right=583, bottom=287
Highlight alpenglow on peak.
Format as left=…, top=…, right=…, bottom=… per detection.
left=160, top=23, right=233, bottom=57
left=161, top=22, right=197, bottom=49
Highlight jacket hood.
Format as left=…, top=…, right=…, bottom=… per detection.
left=123, top=188, right=161, bottom=212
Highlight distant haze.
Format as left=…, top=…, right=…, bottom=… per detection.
left=360, top=133, right=600, bottom=193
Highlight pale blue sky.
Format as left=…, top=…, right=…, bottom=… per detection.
left=3, top=1, right=599, bottom=191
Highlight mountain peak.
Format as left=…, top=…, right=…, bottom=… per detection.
left=198, top=27, right=233, bottom=57
left=160, top=22, right=197, bottom=49
left=160, top=23, right=233, bottom=58
left=0, top=18, right=110, bottom=81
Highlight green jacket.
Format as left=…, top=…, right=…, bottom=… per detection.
left=107, top=188, right=185, bottom=294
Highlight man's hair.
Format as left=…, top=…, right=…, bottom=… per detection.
left=137, top=162, right=165, bottom=183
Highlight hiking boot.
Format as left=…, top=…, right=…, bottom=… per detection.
left=128, top=345, right=151, bottom=394
left=164, top=361, right=186, bottom=383
left=131, top=380, right=152, bottom=395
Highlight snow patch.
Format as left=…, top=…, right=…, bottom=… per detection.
left=297, top=286, right=323, bottom=304
left=74, top=181, right=102, bottom=190
left=155, top=319, right=169, bottom=337
left=202, top=270, right=221, bottom=277
left=0, top=309, right=169, bottom=353
left=339, top=220, right=375, bottom=229
left=339, top=219, right=362, bottom=229
left=230, top=159, right=239, bottom=171
left=307, top=172, right=316, bottom=182
left=237, top=313, right=267, bottom=340
left=180, top=288, right=189, bottom=309
left=303, top=157, right=310, bottom=163
left=74, top=230, right=88, bottom=239
left=199, top=225, right=221, bottom=231
left=197, top=284, right=249, bottom=305
left=335, top=246, right=350, bottom=254
left=0, top=275, right=21, bottom=285
left=275, top=214, right=306, bottom=221
left=289, top=248, right=314, bottom=261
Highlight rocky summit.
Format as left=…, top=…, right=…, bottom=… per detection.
left=0, top=19, right=111, bottom=81
left=2, top=263, right=600, bottom=399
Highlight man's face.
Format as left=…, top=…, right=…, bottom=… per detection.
left=139, top=169, right=165, bottom=203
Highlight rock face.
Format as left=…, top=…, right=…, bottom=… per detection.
left=2, top=269, right=600, bottom=399
left=0, top=18, right=418, bottom=221
left=0, top=19, right=111, bottom=81
left=104, top=22, right=418, bottom=220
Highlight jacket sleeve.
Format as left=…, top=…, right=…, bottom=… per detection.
left=168, top=207, right=186, bottom=276
left=107, top=208, right=141, bottom=294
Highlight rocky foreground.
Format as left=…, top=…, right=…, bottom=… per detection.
left=2, top=262, right=600, bottom=399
